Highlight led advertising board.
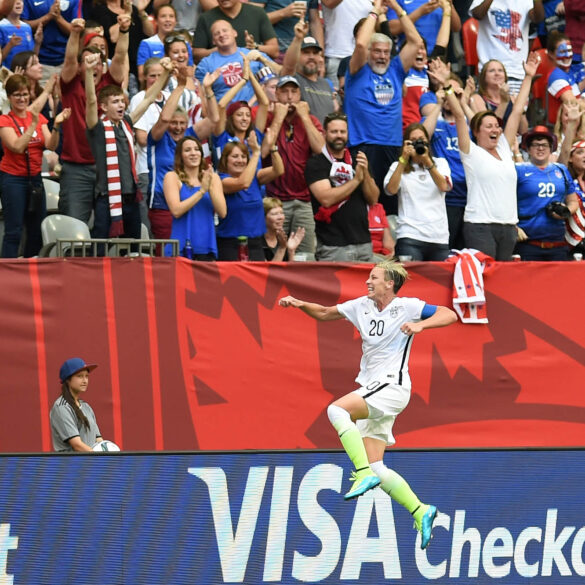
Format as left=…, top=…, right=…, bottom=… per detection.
left=0, top=450, right=584, bottom=584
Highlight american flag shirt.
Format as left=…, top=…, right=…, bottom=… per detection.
left=469, top=0, right=533, bottom=80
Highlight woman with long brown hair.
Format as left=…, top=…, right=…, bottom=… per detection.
left=50, top=358, right=103, bottom=452
left=163, top=136, right=225, bottom=260
left=216, top=131, right=283, bottom=261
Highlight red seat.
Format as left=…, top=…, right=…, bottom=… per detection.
left=462, top=18, right=479, bottom=74
left=530, top=48, right=556, bottom=126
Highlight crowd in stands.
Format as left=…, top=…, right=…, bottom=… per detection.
left=0, top=0, right=584, bottom=262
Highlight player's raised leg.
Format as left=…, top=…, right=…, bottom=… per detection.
left=327, top=394, right=380, bottom=500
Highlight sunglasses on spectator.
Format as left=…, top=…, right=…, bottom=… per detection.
left=164, top=34, right=188, bottom=44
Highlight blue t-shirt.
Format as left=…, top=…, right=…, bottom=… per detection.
left=516, top=162, right=572, bottom=241
left=22, top=0, right=81, bottom=65
left=195, top=48, right=265, bottom=102
left=212, top=128, right=264, bottom=167
left=0, top=19, right=34, bottom=68
left=422, top=115, right=467, bottom=207
left=419, top=90, right=438, bottom=113
left=386, top=0, right=446, bottom=54
left=345, top=57, right=406, bottom=147
left=137, top=34, right=194, bottom=66
left=168, top=183, right=218, bottom=256
left=147, top=126, right=197, bottom=209
left=217, top=172, right=266, bottom=238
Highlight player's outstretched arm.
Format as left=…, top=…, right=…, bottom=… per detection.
left=401, top=305, right=457, bottom=335
left=279, top=296, right=344, bottom=321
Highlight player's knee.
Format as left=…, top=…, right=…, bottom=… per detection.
left=327, top=403, right=352, bottom=433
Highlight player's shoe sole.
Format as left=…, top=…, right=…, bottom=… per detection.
left=344, top=474, right=381, bottom=500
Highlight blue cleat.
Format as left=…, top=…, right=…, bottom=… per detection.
left=417, top=505, right=438, bottom=550
left=344, top=471, right=381, bottom=500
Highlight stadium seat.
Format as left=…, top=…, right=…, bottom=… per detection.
left=461, top=18, right=479, bottom=75
left=39, top=214, right=92, bottom=257
left=42, top=178, right=60, bottom=215
left=529, top=48, right=555, bottom=127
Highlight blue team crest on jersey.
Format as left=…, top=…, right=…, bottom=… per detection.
left=373, top=78, right=395, bottom=105
left=555, top=169, right=563, bottom=179
left=60, top=0, right=70, bottom=10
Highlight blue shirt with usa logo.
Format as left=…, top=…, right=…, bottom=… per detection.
left=516, top=162, right=572, bottom=241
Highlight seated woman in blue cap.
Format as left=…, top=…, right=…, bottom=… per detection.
left=50, top=358, right=103, bottom=452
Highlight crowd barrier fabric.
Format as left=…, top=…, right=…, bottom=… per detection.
left=0, top=258, right=584, bottom=452
left=0, top=450, right=584, bottom=584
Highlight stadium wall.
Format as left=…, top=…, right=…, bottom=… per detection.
left=1, top=449, right=584, bottom=584
left=0, top=258, right=584, bottom=452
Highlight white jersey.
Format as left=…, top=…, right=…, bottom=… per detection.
left=337, top=295, right=425, bottom=390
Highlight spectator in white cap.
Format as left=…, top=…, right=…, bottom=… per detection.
left=50, top=358, right=103, bottom=452
left=280, top=18, right=339, bottom=124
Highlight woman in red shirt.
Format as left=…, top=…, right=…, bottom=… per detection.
left=0, top=74, right=69, bottom=257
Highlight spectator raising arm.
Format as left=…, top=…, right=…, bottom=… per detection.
left=502, top=52, right=538, bottom=148
left=280, top=18, right=308, bottom=77
left=84, top=53, right=103, bottom=130
left=349, top=0, right=382, bottom=75
left=60, top=17, right=85, bottom=84
left=257, top=127, right=284, bottom=184
left=109, top=11, right=132, bottom=85
left=150, top=64, right=189, bottom=142
left=129, top=57, right=173, bottom=125
left=295, top=100, right=324, bottom=153
left=387, top=0, right=425, bottom=73
left=428, top=58, right=471, bottom=154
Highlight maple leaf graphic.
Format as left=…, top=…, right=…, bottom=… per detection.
left=397, top=292, right=585, bottom=447
left=176, top=262, right=335, bottom=449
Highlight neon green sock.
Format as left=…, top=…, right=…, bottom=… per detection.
left=372, top=462, right=422, bottom=515
left=338, top=424, right=371, bottom=474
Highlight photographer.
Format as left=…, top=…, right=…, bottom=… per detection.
left=516, top=126, right=580, bottom=260
left=383, top=123, right=452, bottom=261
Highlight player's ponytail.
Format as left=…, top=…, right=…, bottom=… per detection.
left=61, top=382, right=90, bottom=430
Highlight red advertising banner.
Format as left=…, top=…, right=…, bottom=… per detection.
left=1, top=258, right=584, bottom=452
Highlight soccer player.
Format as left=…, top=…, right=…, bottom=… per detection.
left=279, top=259, right=457, bottom=549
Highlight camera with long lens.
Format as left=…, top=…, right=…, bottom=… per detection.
left=545, top=201, right=572, bottom=219
left=411, top=138, right=428, bottom=155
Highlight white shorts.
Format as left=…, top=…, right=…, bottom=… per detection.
left=354, top=379, right=411, bottom=446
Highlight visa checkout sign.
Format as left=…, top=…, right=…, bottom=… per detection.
left=1, top=450, right=584, bottom=584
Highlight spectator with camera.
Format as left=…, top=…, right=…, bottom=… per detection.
left=515, top=125, right=580, bottom=260
left=383, top=122, right=452, bottom=261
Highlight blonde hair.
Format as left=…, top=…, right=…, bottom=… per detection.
left=263, top=196, right=283, bottom=214
left=375, top=259, right=409, bottom=293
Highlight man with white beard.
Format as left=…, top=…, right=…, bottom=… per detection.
left=344, top=0, right=423, bottom=215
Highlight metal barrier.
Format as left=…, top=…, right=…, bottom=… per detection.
left=54, top=238, right=180, bottom=257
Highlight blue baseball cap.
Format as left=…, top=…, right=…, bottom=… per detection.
left=59, top=358, right=97, bottom=383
